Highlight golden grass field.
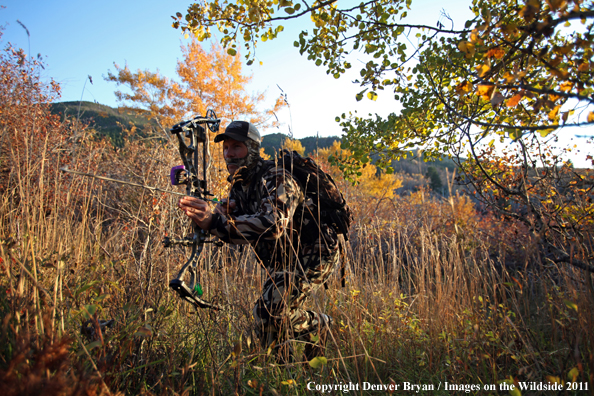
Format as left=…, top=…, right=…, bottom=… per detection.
left=0, top=48, right=592, bottom=395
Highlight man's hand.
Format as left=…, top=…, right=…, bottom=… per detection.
left=214, top=199, right=236, bottom=216
left=179, top=196, right=213, bottom=230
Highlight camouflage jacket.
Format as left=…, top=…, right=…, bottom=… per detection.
left=209, top=158, right=339, bottom=270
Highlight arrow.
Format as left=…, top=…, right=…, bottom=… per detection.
left=60, top=167, right=184, bottom=196
left=60, top=168, right=221, bottom=203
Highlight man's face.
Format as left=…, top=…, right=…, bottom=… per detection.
left=223, top=138, right=248, bottom=175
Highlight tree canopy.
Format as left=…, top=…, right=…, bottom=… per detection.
left=174, top=0, right=594, bottom=273
left=174, top=0, right=593, bottom=165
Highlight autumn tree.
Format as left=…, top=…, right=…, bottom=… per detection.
left=174, top=0, right=594, bottom=272
left=0, top=36, right=74, bottom=201
left=316, top=141, right=403, bottom=200
left=106, top=38, right=284, bottom=135
left=281, top=136, right=306, bottom=155
left=173, top=0, right=593, bottom=135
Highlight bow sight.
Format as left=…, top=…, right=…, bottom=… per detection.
left=164, top=110, right=224, bottom=311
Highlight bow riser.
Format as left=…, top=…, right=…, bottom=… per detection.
left=165, top=111, right=223, bottom=311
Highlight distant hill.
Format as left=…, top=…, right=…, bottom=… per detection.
left=261, top=133, right=458, bottom=178
left=50, top=101, right=157, bottom=146
left=50, top=101, right=458, bottom=176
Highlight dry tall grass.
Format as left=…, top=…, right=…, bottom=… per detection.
left=1, top=41, right=592, bottom=396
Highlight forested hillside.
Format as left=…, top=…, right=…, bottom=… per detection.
left=50, top=101, right=458, bottom=187
left=50, top=101, right=157, bottom=146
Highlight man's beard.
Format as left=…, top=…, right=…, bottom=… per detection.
left=225, top=157, right=249, bottom=169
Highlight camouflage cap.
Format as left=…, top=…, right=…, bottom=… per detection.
left=214, top=121, right=261, bottom=145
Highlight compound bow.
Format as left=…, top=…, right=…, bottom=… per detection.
left=61, top=110, right=224, bottom=311
left=163, top=110, right=224, bottom=311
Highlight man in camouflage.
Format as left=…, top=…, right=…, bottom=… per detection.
left=178, top=121, right=339, bottom=361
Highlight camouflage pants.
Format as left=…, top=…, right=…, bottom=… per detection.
left=253, top=249, right=339, bottom=348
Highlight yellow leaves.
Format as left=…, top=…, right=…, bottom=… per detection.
left=549, top=57, right=562, bottom=68
left=567, top=367, right=580, bottom=382
left=458, top=41, right=475, bottom=57
left=311, top=12, right=327, bottom=28
left=500, top=22, right=518, bottom=37
left=559, top=81, right=573, bottom=92
left=545, top=0, right=566, bottom=12
left=455, top=80, right=472, bottom=96
left=588, top=112, right=594, bottom=123
left=247, top=379, right=259, bottom=390
left=550, top=68, right=570, bottom=79
left=502, top=72, right=516, bottom=84
left=503, top=67, right=527, bottom=83
left=563, top=300, right=578, bottom=311
left=548, top=105, right=561, bottom=120
left=546, top=375, right=562, bottom=385
left=317, top=140, right=347, bottom=166
left=549, top=93, right=562, bottom=102
left=506, top=93, right=523, bottom=108
left=360, top=166, right=403, bottom=199
left=308, top=356, right=328, bottom=369
left=578, top=62, right=592, bottom=72
left=281, top=137, right=305, bottom=155
left=555, top=44, right=573, bottom=56
left=457, top=30, right=485, bottom=58
left=485, top=47, right=505, bottom=59
left=476, top=64, right=491, bottom=77
left=367, top=91, right=378, bottom=101
left=509, top=129, right=523, bottom=140
left=260, top=147, right=271, bottom=160
left=539, top=128, right=556, bottom=138
left=477, top=85, right=494, bottom=100
left=231, top=341, right=242, bottom=358
left=281, top=379, right=296, bottom=387
left=107, top=38, right=279, bottom=131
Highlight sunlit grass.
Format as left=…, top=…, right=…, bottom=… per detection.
left=0, top=76, right=591, bottom=395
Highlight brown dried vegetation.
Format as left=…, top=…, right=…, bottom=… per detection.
left=0, top=32, right=593, bottom=395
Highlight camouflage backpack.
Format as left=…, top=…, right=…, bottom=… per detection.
left=262, top=149, right=353, bottom=240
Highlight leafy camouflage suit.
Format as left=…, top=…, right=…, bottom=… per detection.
left=208, top=157, right=339, bottom=350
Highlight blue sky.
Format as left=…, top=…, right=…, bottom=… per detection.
left=0, top=0, right=472, bottom=138
left=2, top=0, right=592, bottom=167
